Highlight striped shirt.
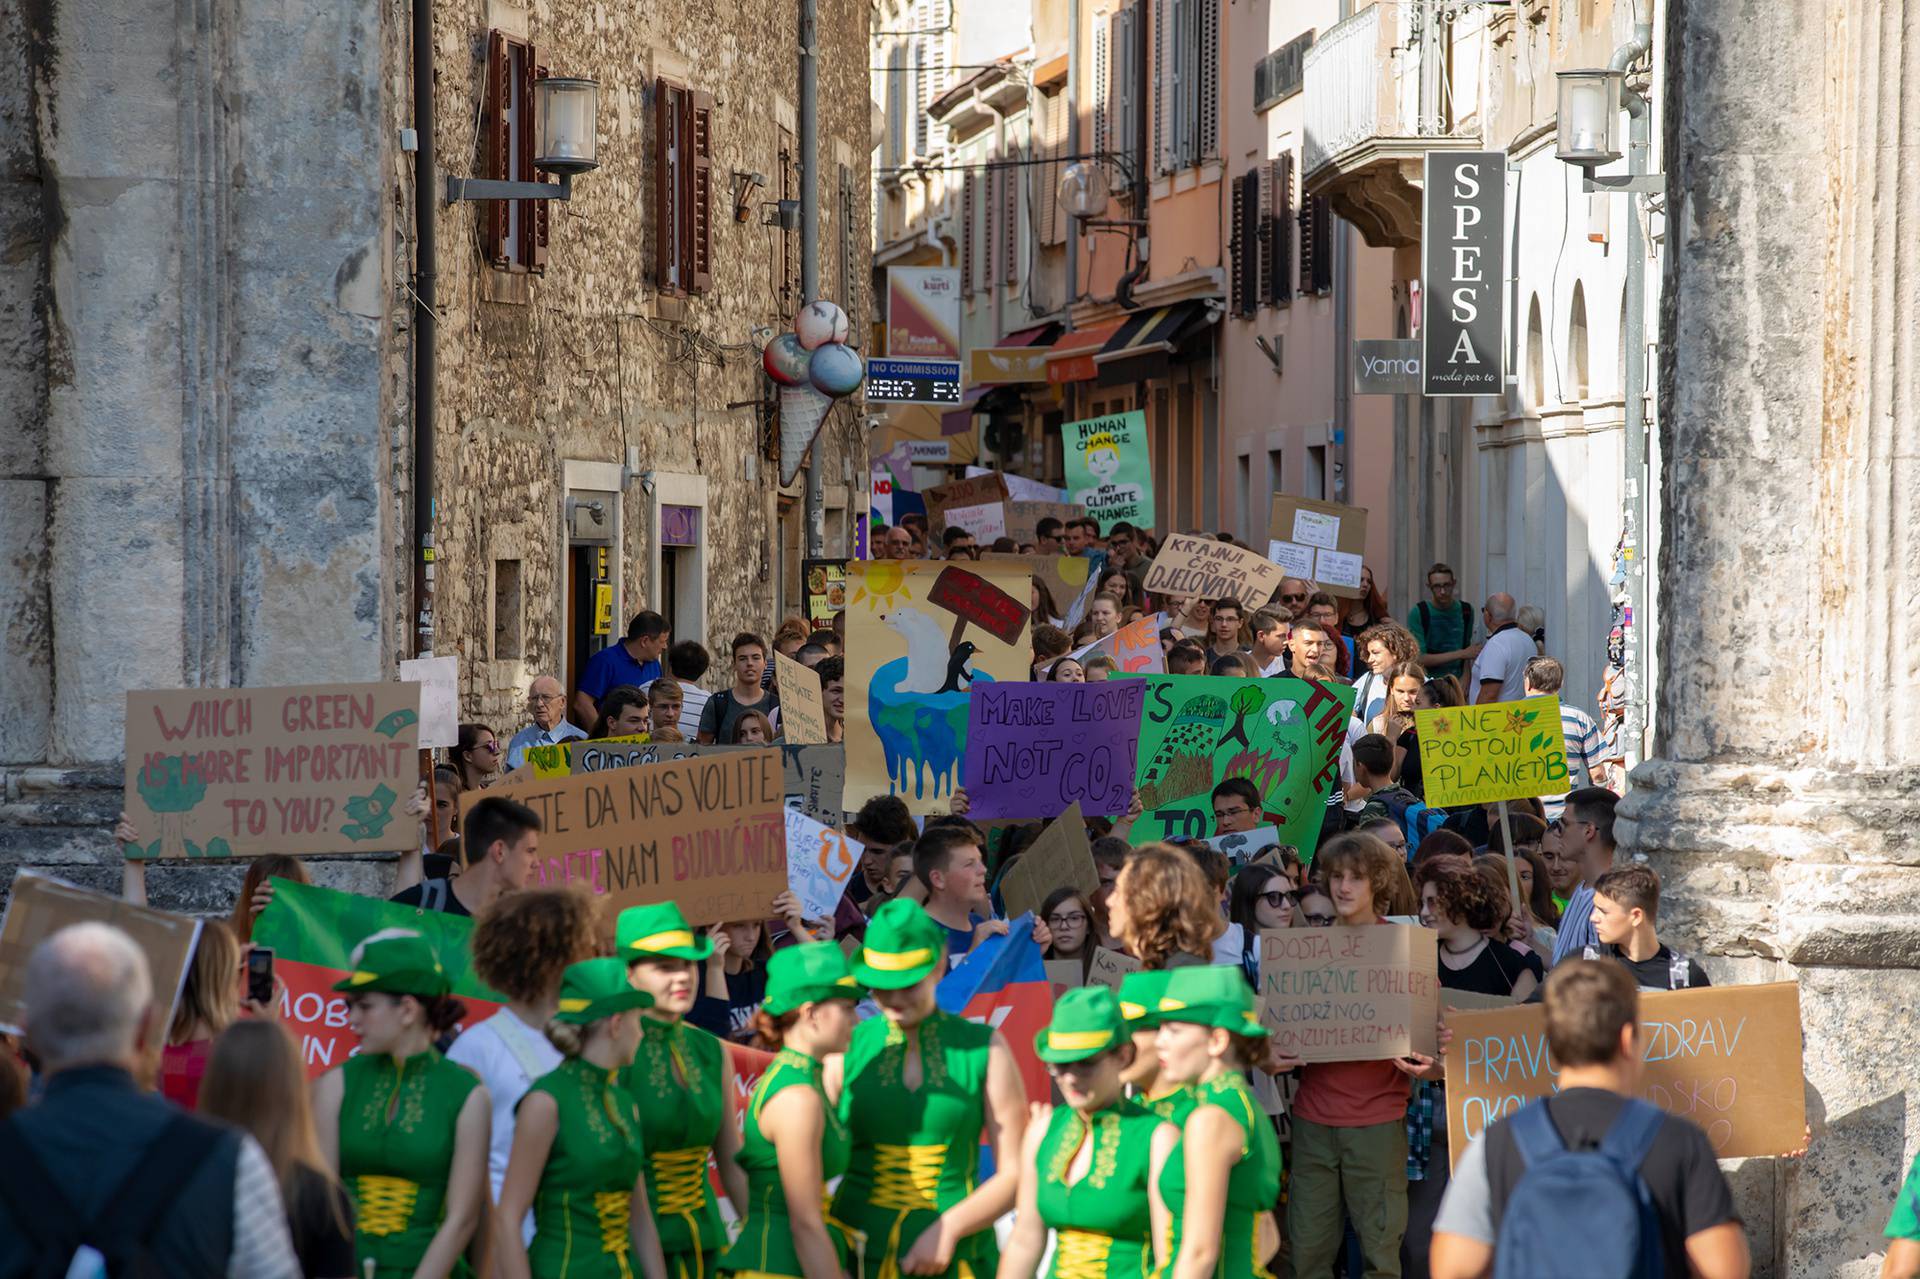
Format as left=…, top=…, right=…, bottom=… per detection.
left=1544, top=703, right=1606, bottom=818
left=1551, top=882, right=1598, bottom=966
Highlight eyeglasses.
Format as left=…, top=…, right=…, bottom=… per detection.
left=528, top=693, right=564, bottom=705
left=1280, top=593, right=1308, bottom=603
left=1046, top=912, right=1088, bottom=928
left=477, top=741, right=500, bottom=753
left=1301, top=912, right=1335, bottom=927
left=1212, top=804, right=1251, bottom=821
left=1257, top=891, right=1290, bottom=909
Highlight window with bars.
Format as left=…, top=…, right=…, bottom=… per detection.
left=482, top=31, right=549, bottom=273
left=654, top=78, right=715, bottom=296
left=1261, top=152, right=1293, bottom=306
left=1152, top=0, right=1217, bottom=175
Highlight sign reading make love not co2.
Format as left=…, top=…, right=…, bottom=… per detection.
left=962, top=681, right=1144, bottom=820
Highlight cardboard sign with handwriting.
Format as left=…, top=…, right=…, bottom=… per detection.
left=784, top=807, right=859, bottom=920
left=527, top=734, right=652, bottom=777
left=1045, top=959, right=1085, bottom=996
left=1415, top=696, right=1570, bottom=808
left=1444, top=982, right=1806, bottom=1166
left=123, top=683, right=423, bottom=859
left=1088, top=946, right=1142, bottom=991
left=997, top=803, right=1101, bottom=923
left=1141, top=534, right=1289, bottom=609
left=775, top=651, right=830, bottom=744
left=460, top=749, right=786, bottom=925
left=926, top=473, right=1011, bottom=531
left=1068, top=612, right=1168, bottom=675
left=0, top=872, right=203, bottom=1036
left=963, top=682, right=1143, bottom=819
left=1267, top=495, right=1370, bottom=599
left=1006, top=501, right=1085, bottom=546
left=1258, top=925, right=1438, bottom=1062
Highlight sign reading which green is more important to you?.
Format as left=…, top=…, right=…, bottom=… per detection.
left=1413, top=695, right=1569, bottom=808
left=1062, top=410, right=1155, bottom=527
left=123, top=683, right=423, bottom=859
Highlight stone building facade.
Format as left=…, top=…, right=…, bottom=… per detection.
left=0, top=0, right=871, bottom=907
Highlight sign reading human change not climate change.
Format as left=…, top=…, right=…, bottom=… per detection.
left=1062, top=410, right=1155, bottom=527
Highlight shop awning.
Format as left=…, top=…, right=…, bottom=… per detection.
left=940, top=386, right=989, bottom=435
left=1043, top=317, right=1129, bottom=384
left=872, top=403, right=979, bottom=465
left=1093, top=300, right=1218, bottom=386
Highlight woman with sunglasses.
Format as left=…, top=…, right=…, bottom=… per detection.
left=997, top=988, right=1179, bottom=1279
left=1293, top=885, right=1337, bottom=928
left=1225, top=865, right=1295, bottom=989
left=450, top=723, right=502, bottom=791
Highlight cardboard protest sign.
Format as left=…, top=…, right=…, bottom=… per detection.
left=997, top=803, right=1102, bottom=922
left=1267, top=495, right=1370, bottom=598
left=251, top=877, right=502, bottom=1077
left=1006, top=501, right=1084, bottom=546
left=1130, top=674, right=1354, bottom=846
left=1087, top=946, right=1142, bottom=992
left=1063, top=410, right=1155, bottom=528
left=1141, top=534, right=1289, bottom=610
left=962, top=681, right=1143, bottom=819
left=512, top=741, right=845, bottom=827
left=774, top=651, right=829, bottom=744
left=1203, top=824, right=1282, bottom=862
left=1444, top=983, right=1807, bottom=1165
left=943, top=501, right=1010, bottom=543
left=0, top=873, right=202, bottom=1036
left=398, top=655, right=460, bottom=749
left=459, top=749, right=788, bottom=925
left=802, top=558, right=849, bottom=631
left=1414, top=696, right=1570, bottom=808
left=978, top=553, right=1100, bottom=629
left=925, top=473, right=1010, bottom=533
left=527, top=734, right=652, bottom=777
left=123, top=682, right=423, bottom=860
left=784, top=808, right=859, bottom=920
left=843, top=559, right=1031, bottom=814
left=1069, top=612, right=1167, bottom=675
left=1045, top=959, right=1085, bottom=996
left=1258, top=925, right=1439, bottom=1062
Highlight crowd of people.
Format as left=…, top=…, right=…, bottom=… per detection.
left=0, top=510, right=1891, bottom=1279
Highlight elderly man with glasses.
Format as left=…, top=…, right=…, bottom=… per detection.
left=503, top=675, right=588, bottom=770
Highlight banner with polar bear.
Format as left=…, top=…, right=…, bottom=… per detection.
left=843, top=559, right=1033, bottom=815
left=1062, top=410, right=1155, bottom=529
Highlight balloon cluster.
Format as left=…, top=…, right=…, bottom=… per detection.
left=763, top=300, right=864, bottom=397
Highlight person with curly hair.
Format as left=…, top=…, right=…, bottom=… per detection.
left=1107, top=844, right=1225, bottom=972
left=1417, top=858, right=1541, bottom=1001
left=447, top=888, right=600, bottom=1236
left=1352, top=621, right=1421, bottom=724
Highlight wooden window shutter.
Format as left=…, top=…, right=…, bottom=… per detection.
left=984, top=157, right=998, bottom=289
left=1229, top=170, right=1252, bottom=316
left=960, top=170, right=976, bottom=297
left=1003, top=146, right=1019, bottom=284
left=1296, top=184, right=1316, bottom=298
left=690, top=91, right=715, bottom=294
left=1196, top=0, right=1218, bottom=162
left=1269, top=152, right=1293, bottom=303
left=654, top=78, right=676, bottom=291
left=483, top=32, right=512, bottom=268
left=521, top=53, right=549, bottom=274
left=1093, top=18, right=1110, bottom=160
left=1038, top=91, right=1065, bottom=247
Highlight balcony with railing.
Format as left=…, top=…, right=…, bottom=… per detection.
left=1300, top=2, right=1481, bottom=248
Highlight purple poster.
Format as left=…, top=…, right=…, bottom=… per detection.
left=961, top=681, right=1144, bottom=820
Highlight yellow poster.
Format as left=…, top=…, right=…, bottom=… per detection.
left=1414, top=695, right=1569, bottom=808
left=843, top=559, right=1032, bottom=814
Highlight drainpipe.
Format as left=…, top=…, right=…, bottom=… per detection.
left=411, top=0, right=435, bottom=661
left=1066, top=0, right=1080, bottom=313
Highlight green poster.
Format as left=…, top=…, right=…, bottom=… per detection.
left=252, top=877, right=501, bottom=1002
left=1062, top=410, right=1155, bottom=529
left=1129, top=674, right=1356, bottom=849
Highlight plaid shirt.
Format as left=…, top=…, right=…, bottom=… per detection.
left=1406, top=1079, right=1437, bottom=1180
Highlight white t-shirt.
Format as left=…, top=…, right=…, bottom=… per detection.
left=677, top=681, right=712, bottom=737
left=1471, top=625, right=1535, bottom=701
left=1351, top=669, right=1388, bottom=724
left=446, top=1006, right=563, bottom=1239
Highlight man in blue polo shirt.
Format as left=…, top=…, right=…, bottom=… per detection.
left=571, top=610, right=670, bottom=729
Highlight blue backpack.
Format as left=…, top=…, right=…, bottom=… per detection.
left=1376, top=786, right=1447, bottom=851
left=1493, top=1098, right=1666, bottom=1279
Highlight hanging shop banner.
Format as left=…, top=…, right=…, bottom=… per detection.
left=886, top=267, right=962, bottom=360
left=1414, top=695, right=1570, bottom=808
left=1267, top=494, right=1371, bottom=599
left=842, top=559, right=1032, bottom=814
left=123, top=683, right=423, bottom=860
left=1422, top=151, right=1507, bottom=397
left=1062, top=410, right=1155, bottom=529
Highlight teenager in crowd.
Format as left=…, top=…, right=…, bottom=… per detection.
left=1226, top=863, right=1295, bottom=988
left=914, top=823, right=1000, bottom=960
left=730, top=708, right=775, bottom=745
left=231, top=853, right=309, bottom=942
left=450, top=722, right=502, bottom=790
left=592, top=685, right=652, bottom=738
left=1588, top=864, right=1710, bottom=991
left=717, top=943, right=864, bottom=1279
left=1204, top=598, right=1248, bottom=662
left=1248, top=608, right=1291, bottom=677
left=1155, top=966, right=1289, bottom=1279
left=494, top=958, right=668, bottom=1279
left=392, top=794, right=542, bottom=919
left=1392, top=672, right=1463, bottom=798
left=1549, top=787, right=1620, bottom=965
left=847, top=795, right=917, bottom=907
left=699, top=633, right=777, bottom=744
left=1041, top=886, right=1098, bottom=981
left=1293, top=884, right=1336, bottom=927
left=202, top=1021, right=356, bottom=1279
left=998, top=986, right=1179, bottom=1279
left=1306, top=592, right=1358, bottom=679
left=647, top=679, right=687, bottom=741
left=1342, top=565, right=1391, bottom=639
left=616, top=902, right=747, bottom=1278
left=1049, top=656, right=1089, bottom=683
left=314, top=932, right=489, bottom=1279
left=1108, top=843, right=1226, bottom=971
left=1354, top=623, right=1420, bottom=725
left=162, top=918, right=257, bottom=1110
left=1419, top=858, right=1542, bottom=1000
left=816, top=655, right=847, bottom=743
left=691, top=913, right=772, bottom=1042
left=831, top=899, right=1029, bottom=1279
left=1087, top=594, right=1123, bottom=639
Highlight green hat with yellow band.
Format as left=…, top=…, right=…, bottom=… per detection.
left=1117, top=969, right=1173, bottom=1029
left=332, top=931, right=451, bottom=997
left=1157, top=965, right=1270, bottom=1038
left=616, top=901, right=715, bottom=962
left=763, top=941, right=866, bottom=1015
left=1034, top=987, right=1128, bottom=1064
left=854, top=899, right=947, bottom=989
left=554, top=957, right=657, bottom=1023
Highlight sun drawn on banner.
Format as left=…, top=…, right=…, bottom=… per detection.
left=851, top=561, right=912, bottom=612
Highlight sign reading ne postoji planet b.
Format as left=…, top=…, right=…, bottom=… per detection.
left=122, top=683, right=423, bottom=860
left=1062, top=410, right=1155, bottom=527
left=1414, top=695, right=1569, bottom=808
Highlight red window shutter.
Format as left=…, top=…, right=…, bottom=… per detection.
left=654, top=78, right=676, bottom=292
left=483, top=31, right=511, bottom=268
left=523, top=54, right=549, bottom=274
left=691, top=91, right=714, bottom=295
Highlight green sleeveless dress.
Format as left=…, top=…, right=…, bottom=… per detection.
left=624, top=1016, right=729, bottom=1279
left=522, top=1056, right=649, bottom=1279
left=1034, top=1100, right=1167, bottom=1279
left=718, top=1046, right=852, bottom=1277
left=1141, top=1085, right=1194, bottom=1127
left=835, top=1009, right=999, bottom=1279
left=336, top=1048, right=480, bottom=1279
left=1156, top=1073, right=1281, bottom=1279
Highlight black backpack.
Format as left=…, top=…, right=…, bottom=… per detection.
left=0, top=1112, right=228, bottom=1278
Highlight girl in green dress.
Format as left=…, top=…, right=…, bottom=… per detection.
left=495, top=958, right=669, bottom=1279
left=717, top=942, right=864, bottom=1279
left=998, top=988, right=1180, bottom=1279
left=1151, top=967, right=1290, bottom=1279
left=1116, top=971, right=1194, bottom=1126
left=830, top=899, right=1031, bottom=1279
left=313, top=930, right=492, bottom=1279
left=618, top=902, right=748, bottom=1279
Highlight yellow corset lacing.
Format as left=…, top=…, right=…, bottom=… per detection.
left=651, top=1146, right=712, bottom=1279
left=594, top=1189, right=632, bottom=1253
left=354, top=1175, right=419, bottom=1237
left=872, top=1144, right=948, bottom=1279
left=1054, top=1230, right=1115, bottom=1279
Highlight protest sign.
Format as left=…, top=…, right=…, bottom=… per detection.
left=925, top=473, right=1011, bottom=533
left=1087, top=946, right=1142, bottom=992
left=511, top=740, right=845, bottom=827
left=527, top=734, right=652, bottom=777
left=1006, top=501, right=1084, bottom=545
left=398, top=655, right=460, bottom=749
left=1131, top=674, right=1353, bottom=846
left=784, top=808, right=859, bottom=920
left=802, top=558, right=849, bottom=630
left=978, top=553, right=1100, bottom=629
left=123, top=682, right=422, bottom=859
left=938, top=916, right=1053, bottom=1105
left=774, top=651, right=829, bottom=744
left=1069, top=612, right=1167, bottom=675
left=251, top=878, right=502, bottom=1076
left=1414, top=696, right=1569, bottom=808
left=1141, top=534, right=1289, bottom=609
left=997, top=803, right=1101, bottom=922
left=1204, top=825, right=1282, bottom=863
left=0, top=873, right=201, bottom=1036
left=942, top=501, right=1010, bottom=543
left=1258, top=925, right=1439, bottom=1062
left=1266, top=495, right=1371, bottom=598
left=962, top=681, right=1143, bottom=819
left=843, top=559, right=1031, bottom=814
left=1063, top=410, right=1154, bottom=527
left=968, top=467, right=1065, bottom=502
left=1444, top=982, right=1807, bottom=1165
left=1045, top=960, right=1085, bottom=996
left=459, top=749, right=787, bottom=925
